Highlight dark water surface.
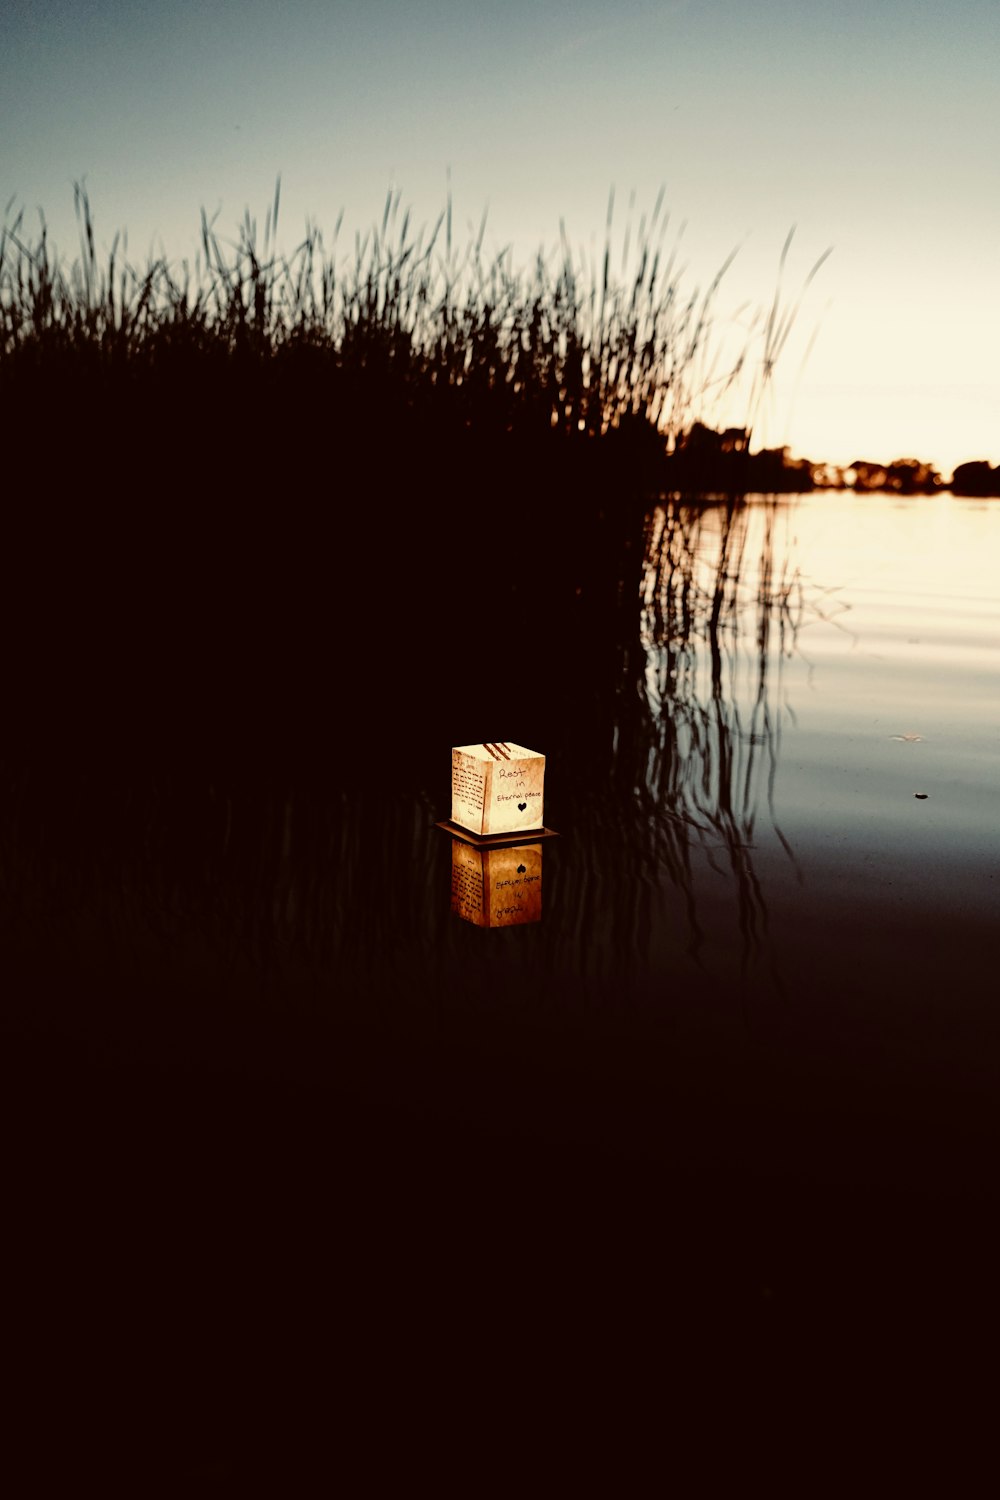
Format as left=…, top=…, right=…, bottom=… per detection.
left=3, top=489, right=998, bottom=1477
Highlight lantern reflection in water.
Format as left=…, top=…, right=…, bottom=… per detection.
left=450, top=839, right=543, bottom=928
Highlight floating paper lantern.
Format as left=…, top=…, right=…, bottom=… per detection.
left=450, top=742, right=545, bottom=838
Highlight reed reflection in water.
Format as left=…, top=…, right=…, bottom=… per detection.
left=529, top=494, right=805, bottom=1007
left=0, top=494, right=808, bottom=1032
left=638, top=498, right=802, bottom=968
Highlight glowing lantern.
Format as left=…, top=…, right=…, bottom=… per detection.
left=450, top=742, right=545, bottom=838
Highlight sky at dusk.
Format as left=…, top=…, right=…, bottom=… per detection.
left=3, top=0, right=997, bottom=476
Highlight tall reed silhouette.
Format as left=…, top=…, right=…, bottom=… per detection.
left=0, top=183, right=826, bottom=485
left=0, top=186, right=823, bottom=1017
left=1, top=185, right=827, bottom=785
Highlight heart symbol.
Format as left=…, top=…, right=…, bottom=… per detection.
left=518, top=802, right=527, bottom=811
left=517, top=864, right=526, bottom=874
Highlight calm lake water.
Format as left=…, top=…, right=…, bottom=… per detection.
left=4, top=486, right=998, bottom=1474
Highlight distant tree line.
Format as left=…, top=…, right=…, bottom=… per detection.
left=665, top=423, right=813, bottom=494
left=823, top=456, right=1000, bottom=495
left=949, top=460, right=1000, bottom=496
left=667, top=426, right=1000, bottom=496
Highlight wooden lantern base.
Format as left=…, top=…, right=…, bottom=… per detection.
left=435, top=819, right=560, bottom=849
